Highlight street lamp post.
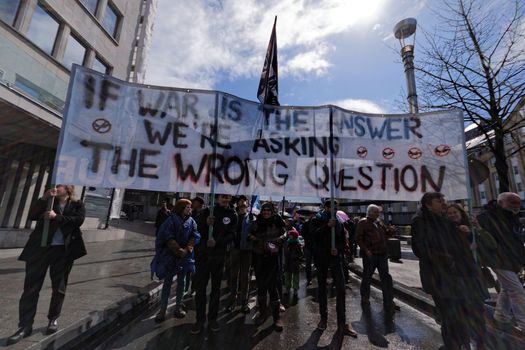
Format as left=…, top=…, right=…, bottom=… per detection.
left=394, top=18, right=418, bottom=114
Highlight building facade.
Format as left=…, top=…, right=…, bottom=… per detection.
left=0, top=0, right=156, bottom=243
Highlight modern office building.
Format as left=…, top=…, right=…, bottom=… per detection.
left=0, top=0, right=157, bottom=245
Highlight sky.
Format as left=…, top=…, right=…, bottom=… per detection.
left=145, top=0, right=440, bottom=114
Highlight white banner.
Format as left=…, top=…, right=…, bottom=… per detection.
left=54, top=66, right=468, bottom=201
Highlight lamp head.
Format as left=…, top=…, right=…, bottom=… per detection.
left=394, top=18, right=417, bottom=49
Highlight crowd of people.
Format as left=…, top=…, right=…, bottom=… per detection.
left=6, top=186, right=525, bottom=349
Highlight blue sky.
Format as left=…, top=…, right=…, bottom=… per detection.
left=146, top=0, right=440, bottom=114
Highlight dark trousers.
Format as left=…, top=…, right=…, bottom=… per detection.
left=194, top=255, right=225, bottom=323
left=229, top=248, right=252, bottom=304
left=360, top=253, right=394, bottom=306
left=316, top=255, right=346, bottom=325
left=19, top=246, right=73, bottom=327
left=433, top=296, right=486, bottom=349
left=304, top=248, right=313, bottom=282
left=253, top=253, right=280, bottom=305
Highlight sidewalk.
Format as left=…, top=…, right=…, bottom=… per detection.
left=0, top=221, right=160, bottom=349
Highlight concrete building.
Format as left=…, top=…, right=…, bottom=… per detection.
left=0, top=0, right=157, bottom=246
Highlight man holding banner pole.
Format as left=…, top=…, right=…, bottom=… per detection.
left=192, top=194, right=237, bottom=334
left=311, top=200, right=358, bottom=337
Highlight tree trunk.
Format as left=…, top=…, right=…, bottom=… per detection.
left=493, top=130, right=510, bottom=193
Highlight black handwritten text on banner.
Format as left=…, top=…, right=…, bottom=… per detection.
left=54, top=67, right=468, bottom=201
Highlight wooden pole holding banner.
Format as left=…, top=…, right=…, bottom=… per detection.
left=328, top=107, right=336, bottom=251
left=208, top=92, right=220, bottom=241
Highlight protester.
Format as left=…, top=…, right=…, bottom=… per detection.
left=283, top=228, right=304, bottom=300
left=248, top=202, right=287, bottom=331
left=477, top=192, right=525, bottom=332
left=311, top=200, right=357, bottom=337
left=300, top=211, right=317, bottom=286
left=446, top=203, right=499, bottom=292
left=154, top=200, right=171, bottom=235
left=412, top=192, right=487, bottom=349
left=355, top=204, right=396, bottom=316
left=226, top=197, right=255, bottom=313
left=7, top=185, right=86, bottom=345
left=191, top=194, right=237, bottom=334
left=151, top=199, right=200, bottom=322
left=191, top=197, right=205, bottom=219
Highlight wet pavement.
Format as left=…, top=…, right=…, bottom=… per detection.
left=0, top=234, right=157, bottom=349
left=102, top=273, right=443, bottom=350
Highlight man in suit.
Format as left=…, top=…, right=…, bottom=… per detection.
left=7, top=185, right=86, bottom=345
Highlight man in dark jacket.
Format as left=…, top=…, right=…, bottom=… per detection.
left=7, top=185, right=86, bottom=345
left=477, top=192, right=525, bottom=331
left=412, top=192, right=486, bottom=350
left=356, top=204, right=395, bottom=314
left=191, top=194, right=237, bottom=334
left=311, top=200, right=357, bottom=337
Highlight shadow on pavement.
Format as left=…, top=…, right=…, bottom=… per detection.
left=352, top=306, right=389, bottom=348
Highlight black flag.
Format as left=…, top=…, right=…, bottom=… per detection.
left=257, top=16, right=279, bottom=106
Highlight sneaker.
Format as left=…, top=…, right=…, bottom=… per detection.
left=317, top=318, right=328, bottom=331
left=190, top=322, right=204, bottom=335
left=338, top=324, right=358, bottom=338
left=209, top=320, right=220, bottom=332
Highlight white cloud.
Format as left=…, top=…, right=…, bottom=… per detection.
left=146, top=0, right=388, bottom=89
left=329, top=98, right=386, bottom=114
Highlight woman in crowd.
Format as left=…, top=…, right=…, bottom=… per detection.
left=151, top=199, right=200, bottom=322
left=248, top=202, right=287, bottom=332
left=445, top=203, right=491, bottom=349
left=412, top=192, right=487, bottom=350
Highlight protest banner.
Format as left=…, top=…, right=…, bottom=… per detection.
left=53, top=66, right=468, bottom=202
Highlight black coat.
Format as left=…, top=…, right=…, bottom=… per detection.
left=477, top=204, right=525, bottom=272
left=19, top=197, right=87, bottom=263
left=195, top=206, right=237, bottom=259
left=411, top=208, right=484, bottom=301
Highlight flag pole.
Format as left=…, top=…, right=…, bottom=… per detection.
left=329, top=107, right=336, bottom=251
left=208, top=92, right=220, bottom=241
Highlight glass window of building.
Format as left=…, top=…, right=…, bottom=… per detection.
left=63, top=34, right=86, bottom=70
left=92, top=56, right=110, bottom=74
left=26, top=3, right=60, bottom=55
left=79, top=0, right=98, bottom=15
left=0, top=0, right=20, bottom=25
left=102, top=3, right=120, bottom=38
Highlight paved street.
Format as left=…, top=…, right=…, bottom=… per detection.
left=102, top=273, right=443, bottom=350
left=0, top=233, right=157, bottom=349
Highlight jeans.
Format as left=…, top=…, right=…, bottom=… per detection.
left=159, top=268, right=178, bottom=311
left=19, top=246, right=73, bottom=327
left=317, top=256, right=346, bottom=325
left=229, top=248, right=252, bottom=304
left=360, top=253, right=394, bottom=307
left=494, top=269, right=525, bottom=329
